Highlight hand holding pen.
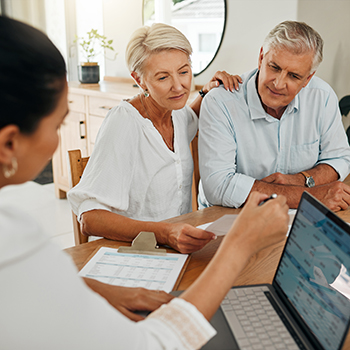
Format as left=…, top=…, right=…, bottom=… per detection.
left=259, top=193, right=277, bottom=206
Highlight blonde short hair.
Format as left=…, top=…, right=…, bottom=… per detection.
left=125, top=23, right=192, bottom=76
left=262, top=21, right=323, bottom=73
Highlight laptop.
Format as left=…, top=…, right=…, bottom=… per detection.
left=178, top=192, right=350, bottom=350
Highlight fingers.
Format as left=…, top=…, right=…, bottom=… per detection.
left=245, top=191, right=270, bottom=207
left=208, top=71, right=242, bottom=93
left=120, top=307, right=145, bottom=322
left=313, top=182, right=350, bottom=211
left=132, top=289, right=173, bottom=311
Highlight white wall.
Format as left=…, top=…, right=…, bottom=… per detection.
left=102, top=0, right=350, bottom=104
left=297, top=0, right=350, bottom=100
left=103, top=0, right=143, bottom=78
left=102, top=0, right=298, bottom=85
left=196, top=0, right=298, bottom=85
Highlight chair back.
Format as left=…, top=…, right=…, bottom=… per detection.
left=68, top=149, right=90, bottom=245
left=191, top=132, right=200, bottom=211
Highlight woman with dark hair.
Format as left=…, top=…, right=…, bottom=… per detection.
left=0, top=17, right=289, bottom=349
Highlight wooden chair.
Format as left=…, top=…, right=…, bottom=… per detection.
left=68, top=149, right=90, bottom=245
left=190, top=132, right=200, bottom=211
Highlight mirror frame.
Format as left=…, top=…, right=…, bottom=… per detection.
left=142, top=0, right=227, bottom=77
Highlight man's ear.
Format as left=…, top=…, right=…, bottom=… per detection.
left=0, top=125, right=20, bottom=164
left=303, top=71, right=316, bottom=88
left=258, top=47, right=264, bottom=70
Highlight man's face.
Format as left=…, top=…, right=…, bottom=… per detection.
left=257, top=47, right=315, bottom=119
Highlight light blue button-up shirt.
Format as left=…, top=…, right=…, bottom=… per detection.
left=198, top=69, right=350, bottom=208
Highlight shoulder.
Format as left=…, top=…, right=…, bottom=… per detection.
left=0, top=204, right=48, bottom=267
left=303, top=76, right=335, bottom=98
left=96, top=100, right=143, bottom=141
left=102, top=100, right=138, bottom=127
left=173, top=104, right=196, bottom=121
left=205, top=68, right=257, bottom=106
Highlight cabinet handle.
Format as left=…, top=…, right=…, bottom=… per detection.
left=99, top=106, right=113, bottom=110
left=68, top=100, right=74, bottom=103
left=79, top=121, right=86, bottom=139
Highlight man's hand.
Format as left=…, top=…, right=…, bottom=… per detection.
left=261, top=172, right=304, bottom=186
left=164, top=223, right=216, bottom=254
left=84, top=278, right=174, bottom=321
left=309, top=181, right=350, bottom=211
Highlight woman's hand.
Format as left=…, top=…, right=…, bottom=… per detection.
left=225, top=192, right=289, bottom=257
left=201, top=71, right=242, bottom=94
left=84, top=278, right=174, bottom=321
left=160, top=223, right=216, bottom=254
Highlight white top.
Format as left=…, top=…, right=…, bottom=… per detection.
left=68, top=100, right=198, bottom=222
left=0, top=203, right=216, bottom=349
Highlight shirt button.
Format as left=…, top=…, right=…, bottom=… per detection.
left=179, top=185, right=182, bottom=189
left=176, top=159, right=180, bottom=164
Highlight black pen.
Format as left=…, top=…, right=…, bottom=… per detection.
left=259, top=193, right=277, bottom=206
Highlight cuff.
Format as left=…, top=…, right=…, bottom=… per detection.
left=317, top=160, right=350, bottom=182
left=77, top=199, right=112, bottom=222
left=223, top=173, right=255, bottom=208
left=147, top=298, right=216, bottom=349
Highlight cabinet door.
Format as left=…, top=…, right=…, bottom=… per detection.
left=52, top=111, right=87, bottom=197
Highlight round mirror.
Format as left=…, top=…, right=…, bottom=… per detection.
left=143, top=0, right=226, bottom=76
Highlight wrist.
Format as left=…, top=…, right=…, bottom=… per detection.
left=150, top=221, right=170, bottom=246
left=299, top=171, right=315, bottom=187
left=199, top=88, right=207, bottom=98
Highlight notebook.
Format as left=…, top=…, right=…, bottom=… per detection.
left=198, top=191, right=350, bottom=349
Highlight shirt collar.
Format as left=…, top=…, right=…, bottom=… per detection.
left=247, top=69, right=299, bottom=120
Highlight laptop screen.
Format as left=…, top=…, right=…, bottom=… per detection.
left=274, top=193, right=350, bottom=350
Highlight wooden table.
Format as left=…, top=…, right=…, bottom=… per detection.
left=65, top=204, right=350, bottom=349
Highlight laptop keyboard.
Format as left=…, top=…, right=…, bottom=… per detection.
left=221, top=286, right=301, bottom=350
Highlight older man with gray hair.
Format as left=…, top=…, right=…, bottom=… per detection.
left=199, top=21, right=350, bottom=211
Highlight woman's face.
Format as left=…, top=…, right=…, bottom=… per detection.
left=141, top=49, right=192, bottom=112
left=13, top=81, right=69, bottom=184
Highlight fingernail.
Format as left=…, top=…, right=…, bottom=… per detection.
left=212, top=235, right=217, bottom=240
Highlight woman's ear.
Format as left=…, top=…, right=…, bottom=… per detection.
left=131, top=71, right=146, bottom=90
left=0, top=125, right=20, bottom=164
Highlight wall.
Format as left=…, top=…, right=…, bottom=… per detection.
left=102, top=0, right=298, bottom=85
left=102, top=0, right=350, bottom=107
left=103, top=0, right=143, bottom=78
left=297, top=0, right=350, bottom=100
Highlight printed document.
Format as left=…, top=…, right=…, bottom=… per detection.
left=79, top=247, right=188, bottom=293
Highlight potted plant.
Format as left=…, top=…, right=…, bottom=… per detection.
left=74, top=29, right=115, bottom=84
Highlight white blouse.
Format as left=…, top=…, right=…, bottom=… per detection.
left=0, top=204, right=216, bottom=349
left=68, top=100, right=198, bottom=222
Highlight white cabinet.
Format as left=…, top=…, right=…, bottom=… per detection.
left=52, top=80, right=139, bottom=198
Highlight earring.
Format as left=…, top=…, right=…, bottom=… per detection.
left=3, top=157, right=18, bottom=179
left=144, top=89, right=149, bottom=97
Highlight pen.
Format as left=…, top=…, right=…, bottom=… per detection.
left=259, top=193, right=277, bottom=206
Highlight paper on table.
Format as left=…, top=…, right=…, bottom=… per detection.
left=198, top=209, right=297, bottom=237
left=79, top=247, right=188, bottom=293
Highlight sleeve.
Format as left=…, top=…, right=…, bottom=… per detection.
left=67, top=105, right=138, bottom=220
left=184, top=105, right=199, bottom=141
left=316, top=88, right=350, bottom=181
left=1, top=238, right=215, bottom=349
left=198, top=90, right=255, bottom=208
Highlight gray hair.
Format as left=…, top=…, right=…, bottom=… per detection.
left=125, top=23, right=192, bottom=76
left=262, top=21, right=323, bottom=73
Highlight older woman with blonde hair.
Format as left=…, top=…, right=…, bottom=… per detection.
left=68, top=23, right=242, bottom=253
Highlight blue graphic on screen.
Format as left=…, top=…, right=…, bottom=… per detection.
left=275, top=200, right=350, bottom=350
